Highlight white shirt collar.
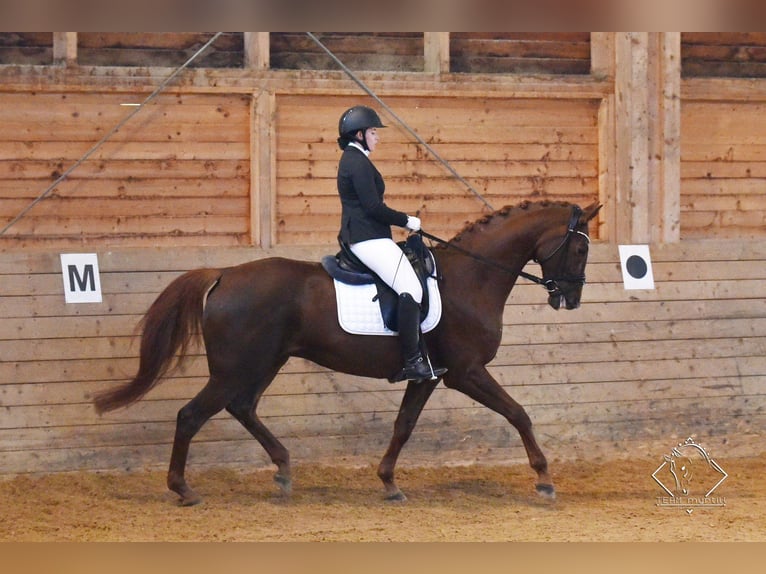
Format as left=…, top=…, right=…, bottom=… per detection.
left=347, top=141, right=369, bottom=157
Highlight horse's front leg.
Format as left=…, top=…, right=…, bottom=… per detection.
left=378, top=379, right=438, bottom=501
left=444, top=366, right=555, bottom=500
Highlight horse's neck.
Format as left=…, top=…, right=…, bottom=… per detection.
left=444, top=211, right=549, bottom=304
left=463, top=211, right=551, bottom=276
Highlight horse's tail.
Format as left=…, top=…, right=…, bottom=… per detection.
left=93, top=268, right=222, bottom=414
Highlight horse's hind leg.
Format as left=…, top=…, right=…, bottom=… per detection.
left=378, top=379, right=438, bottom=501
left=167, top=376, right=239, bottom=506
left=226, top=382, right=292, bottom=496
left=445, top=367, right=555, bottom=500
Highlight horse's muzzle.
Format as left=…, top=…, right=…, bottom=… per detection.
left=548, top=294, right=580, bottom=311
left=547, top=291, right=581, bottom=310
left=545, top=276, right=584, bottom=310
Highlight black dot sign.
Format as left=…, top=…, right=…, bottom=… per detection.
left=619, top=245, right=655, bottom=290
left=625, top=255, right=648, bottom=279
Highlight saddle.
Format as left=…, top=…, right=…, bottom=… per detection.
left=321, top=234, right=436, bottom=332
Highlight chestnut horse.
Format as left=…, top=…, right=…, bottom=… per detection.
left=94, top=200, right=601, bottom=505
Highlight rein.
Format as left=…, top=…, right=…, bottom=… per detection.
left=418, top=206, right=589, bottom=294
left=419, top=229, right=548, bottom=287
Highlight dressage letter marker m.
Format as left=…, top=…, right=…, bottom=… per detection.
left=60, top=253, right=102, bottom=303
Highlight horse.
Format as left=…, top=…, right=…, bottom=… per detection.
left=94, top=200, right=601, bottom=506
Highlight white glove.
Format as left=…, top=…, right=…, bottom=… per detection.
left=405, top=215, right=421, bottom=231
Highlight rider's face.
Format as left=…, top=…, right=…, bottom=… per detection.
left=364, top=128, right=379, bottom=152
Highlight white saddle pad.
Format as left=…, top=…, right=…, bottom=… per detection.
left=333, top=277, right=442, bottom=336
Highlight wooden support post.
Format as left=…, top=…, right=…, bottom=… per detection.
left=598, top=95, right=616, bottom=242
left=614, top=32, right=649, bottom=244
left=251, top=89, right=276, bottom=247
left=590, top=32, right=615, bottom=80
left=52, top=32, right=77, bottom=66
left=244, top=32, right=270, bottom=70
left=613, top=32, right=681, bottom=244
left=649, top=32, right=681, bottom=243
left=424, top=32, right=449, bottom=74
left=593, top=33, right=616, bottom=241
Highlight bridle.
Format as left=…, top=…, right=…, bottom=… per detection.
left=533, top=205, right=590, bottom=298
left=418, top=205, right=590, bottom=296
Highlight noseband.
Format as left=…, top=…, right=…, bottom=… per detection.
left=535, top=206, right=590, bottom=297
left=418, top=205, right=589, bottom=294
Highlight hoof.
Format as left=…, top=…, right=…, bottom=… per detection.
left=274, top=473, right=292, bottom=496
left=169, top=483, right=202, bottom=507
left=535, top=483, right=556, bottom=500
left=384, top=491, right=407, bottom=502
left=177, top=492, right=203, bottom=507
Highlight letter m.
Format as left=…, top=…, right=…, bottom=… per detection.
left=68, top=264, right=96, bottom=292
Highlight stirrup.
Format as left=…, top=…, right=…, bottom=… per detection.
left=388, top=355, right=447, bottom=383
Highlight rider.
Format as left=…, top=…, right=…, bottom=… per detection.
left=336, top=105, right=447, bottom=383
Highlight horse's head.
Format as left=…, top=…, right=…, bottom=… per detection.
left=534, top=202, right=601, bottom=310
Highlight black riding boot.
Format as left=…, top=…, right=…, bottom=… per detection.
left=389, top=293, right=447, bottom=383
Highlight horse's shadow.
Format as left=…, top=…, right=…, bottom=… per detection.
left=291, top=467, right=558, bottom=508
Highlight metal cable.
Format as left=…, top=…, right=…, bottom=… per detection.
left=305, top=32, right=494, bottom=212
left=1, top=32, right=225, bottom=235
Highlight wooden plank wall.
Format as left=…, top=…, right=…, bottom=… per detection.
left=1, top=240, right=763, bottom=475
left=0, top=89, right=603, bottom=248
left=682, top=100, right=766, bottom=238
left=271, top=33, right=424, bottom=72
left=683, top=32, right=766, bottom=78
left=450, top=33, right=591, bottom=75
left=77, top=33, right=244, bottom=68
left=0, top=33, right=52, bottom=66
left=681, top=33, right=766, bottom=239
left=274, top=94, right=600, bottom=245
left=0, top=91, right=251, bottom=247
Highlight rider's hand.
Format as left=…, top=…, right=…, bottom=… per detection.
left=405, top=215, right=421, bottom=231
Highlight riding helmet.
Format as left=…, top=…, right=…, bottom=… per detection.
left=338, top=105, right=386, bottom=138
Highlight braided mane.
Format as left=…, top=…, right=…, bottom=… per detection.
left=444, top=200, right=574, bottom=247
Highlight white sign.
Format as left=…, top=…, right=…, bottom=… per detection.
left=60, top=253, right=102, bottom=303
left=618, top=245, right=655, bottom=290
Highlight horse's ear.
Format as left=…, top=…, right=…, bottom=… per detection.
left=580, top=201, right=602, bottom=224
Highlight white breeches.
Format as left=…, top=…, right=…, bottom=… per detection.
left=350, top=237, right=423, bottom=303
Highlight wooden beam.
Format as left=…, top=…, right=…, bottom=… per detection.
left=52, top=32, right=77, bottom=66
left=244, top=32, right=270, bottom=70
left=0, top=65, right=613, bottom=100
left=424, top=32, right=450, bottom=74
